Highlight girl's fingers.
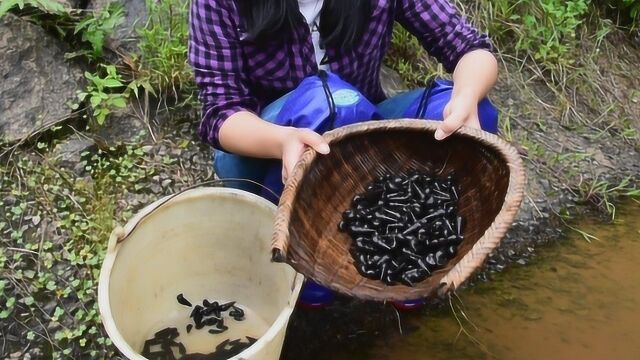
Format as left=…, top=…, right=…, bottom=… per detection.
left=443, top=102, right=452, bottom=118
left=299, top=129, right=330, bottom=154
left=469, top=114, right=481, bottom=129
left=281, top=129, right=330, bottom=184
left=435, top=111, right=466, bottom=140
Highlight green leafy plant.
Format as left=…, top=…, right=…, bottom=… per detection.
left=135, top=0, right=192, bottom=93
left=77, top=65, right=128, bottom=125
left=0, top=0, right=64, bottom=18
left=74, top=2, right=125, bottom=58
left=0, top=142, right=162, bottom=358
left=486, top=0, right=591, bottom=66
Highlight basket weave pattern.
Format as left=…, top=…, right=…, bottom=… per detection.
left=272, top=120, right=526, bottom=301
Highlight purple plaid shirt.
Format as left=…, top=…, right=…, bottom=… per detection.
left=189, top=0, right=493, bottom=148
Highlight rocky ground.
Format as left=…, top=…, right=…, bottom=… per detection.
left=1, top=1, right=639, bottom=359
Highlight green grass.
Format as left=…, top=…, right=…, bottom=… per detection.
left=578, top=175, right=640, bottom=219
left=384, top=25, right=444, bottom=87
left=133, top=0, right=193, bottom=99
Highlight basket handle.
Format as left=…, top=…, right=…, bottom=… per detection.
left=270, top=147, right=318, bottom=263
left=271, top=193, right=292, bottom=263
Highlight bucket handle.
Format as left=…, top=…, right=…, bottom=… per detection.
left=110, top=178, right=280, bottom=249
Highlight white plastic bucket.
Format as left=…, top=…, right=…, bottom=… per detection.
left=98, top=187, right=303, bottom=359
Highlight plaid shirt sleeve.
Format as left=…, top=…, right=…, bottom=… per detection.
left=188, top=0, right=259, bottom=149
left=396, top=0, right=494, bottom=73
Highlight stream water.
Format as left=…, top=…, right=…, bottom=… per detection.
left=283, top=201, right=640, bottom=359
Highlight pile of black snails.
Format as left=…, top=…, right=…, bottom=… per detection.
left=141, top=294, right=254, bottom=360
left=338, top=172, right=465, bottom=286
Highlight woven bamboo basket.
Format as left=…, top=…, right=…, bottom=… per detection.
left=271, top=120, right=526, bottom=301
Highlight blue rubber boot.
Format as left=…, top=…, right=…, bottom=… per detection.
left=392, top=298, right=426, bottom=311
left=297, top=280, right=335, bottom=308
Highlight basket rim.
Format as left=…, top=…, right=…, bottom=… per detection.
left=272, top=119, right=527, bottom=299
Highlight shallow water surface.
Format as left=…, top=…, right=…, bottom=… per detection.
left=283, top=202, right=640, bottom=360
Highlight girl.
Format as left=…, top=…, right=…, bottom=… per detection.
left=189, top=0, right=498, bottom=309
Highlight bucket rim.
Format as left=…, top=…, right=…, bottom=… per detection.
left=97, top=187, right=304, bottom=359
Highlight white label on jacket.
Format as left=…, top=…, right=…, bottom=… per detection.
left=333, top=89, right=360, bottom=107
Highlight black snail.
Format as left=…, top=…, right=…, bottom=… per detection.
left=338, top=172, right=465, bottom=286
left=181, top=337, right=258, bottom=360
left=141, top=294, right=253, bottom=359
left=141, top=327, right=186, bottom=360
left=180, top=295, right=244, bottom=334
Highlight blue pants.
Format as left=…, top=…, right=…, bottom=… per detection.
left=213, top=79, right=499, bottom=305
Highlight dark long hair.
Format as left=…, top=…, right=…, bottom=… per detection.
left=237, top=0, right=372, bottom=50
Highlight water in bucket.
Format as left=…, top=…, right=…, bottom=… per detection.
left=141, top=302, right=269, bottom=356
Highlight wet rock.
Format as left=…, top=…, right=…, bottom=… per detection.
left=380, top=65, right=408, bottom=98
left=87, top=0, right=148, bottom=53
left=4, top=195, right=17, bottom=206
left=124, top=192, right=152, bottom=208
left=149, top=184, right=162, bottom=194
left=475, top=272, right=489, bottom=282
left=157, top=145, right=168, bottom=156
left=52, top=134, right=96, bottom=172
left=0, top=15, right=83, bottom=143
left=26, top=348, right=42, bottom=359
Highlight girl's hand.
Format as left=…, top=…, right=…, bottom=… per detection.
left=280, top=128, right=330, bottom=183
left=434, top=91, right=481, bottom=141
left=434, top=49, right=498, bottom=140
